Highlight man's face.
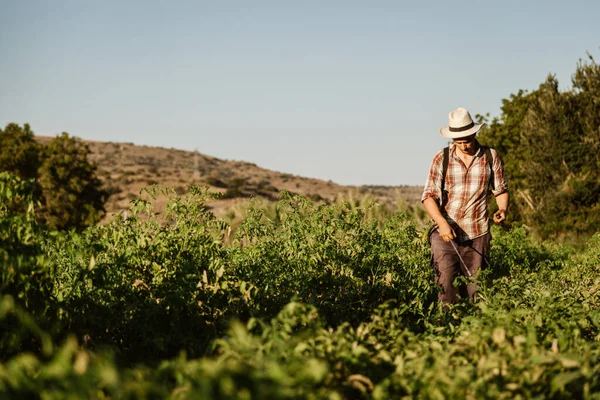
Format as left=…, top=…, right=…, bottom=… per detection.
left=453, top=134, right=477, bottom=155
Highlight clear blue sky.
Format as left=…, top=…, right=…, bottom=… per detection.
left=1, top=1, right=598, bottom=185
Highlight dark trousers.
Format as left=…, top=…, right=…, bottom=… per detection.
left=430, top=230, right=491, bottom=308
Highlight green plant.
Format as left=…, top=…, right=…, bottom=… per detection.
left=37, top=133, right=107, bottom=231
left=1, top=181, right=600, bottom=398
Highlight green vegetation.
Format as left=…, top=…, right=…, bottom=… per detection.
left=0, top=123, right=41, bottom=180
left=0, top=124, right=107, bottom=231
left=478, top=53, right=600, bottom=242
left=1, top=174, right=600, bottom=398
left=38, top=133, right=107, bottom=231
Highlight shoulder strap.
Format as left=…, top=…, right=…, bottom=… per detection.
left=441, top=146, right=449, bottom=192
left=484, top=146, right=495, bottom=191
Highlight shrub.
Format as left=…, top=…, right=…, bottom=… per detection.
left=37, top=133, right=107, bottom=231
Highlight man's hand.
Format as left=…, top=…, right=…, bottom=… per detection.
left=493, top=209, right=507, bottom=224
left=438, top=222, right=456, bottom=242
left=494, top=192, right=509, bottom=224
left=422, top=197, right=456, bottom=242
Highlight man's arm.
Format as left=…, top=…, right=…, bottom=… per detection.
left=423, top=197, right=456, bottom=242
left=489, top=148, right=509, bottom=224
left=493, top=192, right=509, bottom=223
left=422, top=149, right=456, bottom=242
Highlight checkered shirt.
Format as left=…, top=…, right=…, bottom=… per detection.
left=421, top=142, right=508, bottom=242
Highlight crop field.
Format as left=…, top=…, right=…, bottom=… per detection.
left=1, top=173, right=600, bottom=399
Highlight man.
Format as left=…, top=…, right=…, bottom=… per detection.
left=422, top=107, right=509, bottom=309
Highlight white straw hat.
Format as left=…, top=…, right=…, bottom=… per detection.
left=440, top=107, right=485, bottom=139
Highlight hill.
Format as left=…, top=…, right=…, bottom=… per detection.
left=35, top=136, right=424, bottom=221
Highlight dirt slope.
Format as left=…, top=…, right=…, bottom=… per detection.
left=36, top=136, right=424, bottom=221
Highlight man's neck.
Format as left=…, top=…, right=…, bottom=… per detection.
left=454, top=141, right=480, bottom=158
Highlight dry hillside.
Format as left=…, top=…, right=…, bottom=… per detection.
left=36, top=136, right=424, bottom=221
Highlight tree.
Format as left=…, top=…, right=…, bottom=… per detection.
left=0, top=123, right=42, bottom=180
left=477, top=88, right=540, bottom=223
left=478, top=53, right=600, bottom=242
left=37, top=132, right=107, bottom=231
left=1, top=123, right=109, bottom=231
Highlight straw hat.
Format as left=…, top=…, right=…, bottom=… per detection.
left=440, top=107, right=485, bottom=139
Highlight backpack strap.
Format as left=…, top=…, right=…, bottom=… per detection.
left=441, top=146, right=449, bottom=193
left=438, top=146, right=449, bottom=209
left=484, top=146, right=496, bottom=191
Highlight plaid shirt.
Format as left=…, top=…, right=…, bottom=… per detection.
left=421, top=142, right=508, bottom=242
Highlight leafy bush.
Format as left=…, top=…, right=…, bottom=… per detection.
left=0, top=123, right=41, bottom=180
left=478, top=52, right=600, bottom=242
left=1, top=185, right=600, bottom=398
left=0, top=173, right=55, bottom=358
left=0, top=124, right=107, bottom=231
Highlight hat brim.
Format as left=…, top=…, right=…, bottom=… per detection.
left=439, top=123, right=485, bottom=139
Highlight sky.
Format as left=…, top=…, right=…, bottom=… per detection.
left=1, top=1, right=598, bottom=186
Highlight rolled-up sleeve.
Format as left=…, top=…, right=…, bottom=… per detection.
left=490, top=148, right=509, bottom=197
left=421, top=150, right=444, bottom=204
